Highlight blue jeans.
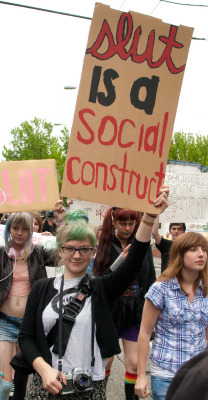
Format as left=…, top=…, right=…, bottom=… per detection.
left=0, top=314, right=22, bottom=343
left=151, top=375, right=172, bottom=400
left=0, top=313, right=22, bottom=342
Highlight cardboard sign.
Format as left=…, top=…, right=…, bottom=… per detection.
left=32, top=232, right=64, bottom=277
left=62, top=4, right=193, bottom=213
left=186, top=223, right=208, bottom=233
left=70, top=199, right=111, bottom=225
left=32, top=231, right=57, bottom=249
left=160, top=170, right=208, bottom=223
left=0, top=159, right=59, bottom=212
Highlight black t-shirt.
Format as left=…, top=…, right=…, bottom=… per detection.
left=42, top=220, right=56, bottom=235
left=156, top=237, right=173, bottom=272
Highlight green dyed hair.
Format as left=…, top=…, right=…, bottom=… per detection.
left=56, top=220, right=96, bottom=249
left=63, top=209, right=89, bottom=224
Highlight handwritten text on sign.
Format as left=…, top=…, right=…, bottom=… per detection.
left=0, top=159, right=60, bottom=212
left=161, top=171, right=208, bottom=223
left=62, top=5, right=193, bottom=212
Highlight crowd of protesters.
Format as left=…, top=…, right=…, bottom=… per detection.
left=0, top=188, right=208, bottom=400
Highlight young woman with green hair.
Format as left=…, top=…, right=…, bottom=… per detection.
left=15, top=187, right=168, bottom=400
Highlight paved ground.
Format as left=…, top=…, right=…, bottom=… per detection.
left=106, top=341, right=153, bottom=400
left=106, top=257, right=161, bottom=400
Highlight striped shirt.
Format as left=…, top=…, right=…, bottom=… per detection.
left=146, top=277, right=208, bottom=373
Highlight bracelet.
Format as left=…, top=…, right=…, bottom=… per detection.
left=146, top=213, right=157, bottom=218
left=142, top=219, right=154, bottom=227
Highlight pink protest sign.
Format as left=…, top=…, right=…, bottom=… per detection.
left=0, top=159, right=59, bottom=212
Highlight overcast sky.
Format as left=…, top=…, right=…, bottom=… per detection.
left=0, top=0, right=207, bottom=156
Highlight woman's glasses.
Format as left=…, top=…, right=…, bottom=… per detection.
left=61, top=246, right=94, bottom=256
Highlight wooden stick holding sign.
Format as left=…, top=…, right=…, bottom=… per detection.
left=0, top=159, right=59, bottom=212
left=61, top=4, right=193, bottom=213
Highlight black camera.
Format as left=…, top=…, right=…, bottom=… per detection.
left=61, top=368, right=93, bottom=395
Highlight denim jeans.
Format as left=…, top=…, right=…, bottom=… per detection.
left=151, top=375, right=172, bottom=400
left=0, top=313, right=22, bottom=342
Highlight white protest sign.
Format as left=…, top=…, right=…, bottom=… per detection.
left=160, top=163, right=208, bottom=223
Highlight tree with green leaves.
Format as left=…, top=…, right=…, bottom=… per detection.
left=2, top=117, right=70, bottom=190
left=169, top=131, right=208, bottom=166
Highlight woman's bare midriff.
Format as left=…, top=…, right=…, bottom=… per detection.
left=0, top=295, right=28, bottom=318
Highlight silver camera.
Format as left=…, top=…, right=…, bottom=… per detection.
left=61, top=368, right=93, bottom=395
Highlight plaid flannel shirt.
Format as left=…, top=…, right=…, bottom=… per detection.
left=146, top=277, right=208, bottom=373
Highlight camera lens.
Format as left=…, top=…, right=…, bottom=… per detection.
left=74, top=374, right=90, bottom=391
left=79, top=375, right=90, bottom=387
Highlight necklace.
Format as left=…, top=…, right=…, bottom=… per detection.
left=115, top=231, right=129, bottom=243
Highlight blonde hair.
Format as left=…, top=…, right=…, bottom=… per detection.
left=5, top=212, right=33, bottom=260
left=157, top=232, right=208, bottom=296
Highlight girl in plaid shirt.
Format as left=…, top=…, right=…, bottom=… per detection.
left=135, top=231, right=208, bottom=400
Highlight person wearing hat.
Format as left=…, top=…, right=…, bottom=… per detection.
left=42, top=212, right=57, bottom=236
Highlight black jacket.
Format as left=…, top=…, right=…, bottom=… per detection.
left=42, top=221, right=56, bottom=235
left=110, top=233, right=156, bottom=296
left=107, top=233, right=156, bottom=327
left=0, top=245, right=57, bottom=306
left=19, top=238, right=149, bottom=368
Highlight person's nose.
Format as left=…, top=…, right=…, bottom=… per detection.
left=198, top=248, right=204, bottom=257
left=72, top=249, right=81, bottom=258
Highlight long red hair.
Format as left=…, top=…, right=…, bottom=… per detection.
left=92, top=207, right=141, bottom=276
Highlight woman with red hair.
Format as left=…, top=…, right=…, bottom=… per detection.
left=93, top=207, right=156, bottom=400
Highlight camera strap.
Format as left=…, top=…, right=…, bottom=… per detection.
left=49, top=274, right=95, bottom=375
left=47, top=274, right=92, bottom=354
left=58, top=274, right=64, bottom=380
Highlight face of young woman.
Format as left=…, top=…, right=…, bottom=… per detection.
left=114, top=219, right=136, bottom=240
left=58, top=239, right=94, bottom=279
left=10, top=223, right=30, bottom=250
left=33, top=217, right=40, bottom=233
left=183, top=246, right=207, bottom=272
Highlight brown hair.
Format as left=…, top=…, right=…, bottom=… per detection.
left=169, top=222, right=186, bottom=233
left=30, top=211, right=43, bottom=233
left=158, top=232, right=208, bottom=296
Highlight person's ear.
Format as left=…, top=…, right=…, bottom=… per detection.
left=58, top=247, right=63, bottom=258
